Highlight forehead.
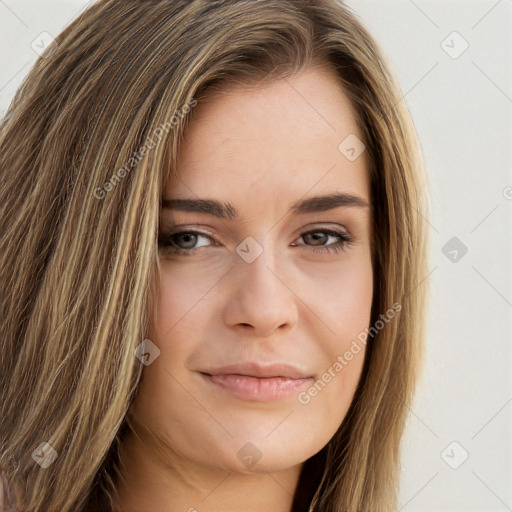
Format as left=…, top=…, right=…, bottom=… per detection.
left=165, top=66, right=369, bottom=202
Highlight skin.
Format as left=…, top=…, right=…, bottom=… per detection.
left=113, top=65, right=373, bottom=512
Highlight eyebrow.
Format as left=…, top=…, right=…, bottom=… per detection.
left=161, top=192, right=369, bottom=220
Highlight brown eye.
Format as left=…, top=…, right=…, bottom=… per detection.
left=294, top=229, right=352, bottom=255
left=302, top=232, right=329, bottom=246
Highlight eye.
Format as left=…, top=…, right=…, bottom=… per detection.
left=158, top=230, right=214, bottom=255
left=294, top=229, right=352, bottom=254
left=158, top=228, right=352, bottom=256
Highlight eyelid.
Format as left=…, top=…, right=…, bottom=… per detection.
left=161, top=222, right=350, bottom=237
left=292, top=227, right=350, bottom=243
left=293, top=222, right=350, bottom=238
left=157, top=229, right=216, bottom=250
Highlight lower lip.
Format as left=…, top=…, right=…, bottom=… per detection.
left=200, top=373, right=313, bottom=402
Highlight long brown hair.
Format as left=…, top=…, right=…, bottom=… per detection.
left=0, top=1, right=430, bottom=510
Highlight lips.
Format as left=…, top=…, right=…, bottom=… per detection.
left=200, top=362, right=313, bottom=380
left=198, top=362, right=314, bottom=402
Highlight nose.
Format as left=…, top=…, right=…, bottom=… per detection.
left=222, top=245, right=299, bottom=337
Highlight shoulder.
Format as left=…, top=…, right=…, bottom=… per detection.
left=0, top=470, right=20, bottom=512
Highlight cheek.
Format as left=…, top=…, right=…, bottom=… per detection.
left=152, top=264, right=219, bottom=337
left=297, top=346, right=366, bottom=449
left=293, top=256, right=372, bottom=430
left=303, top=252, right=373, bottom=339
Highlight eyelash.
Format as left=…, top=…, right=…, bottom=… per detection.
left=158, top=228, right=352, bottom=256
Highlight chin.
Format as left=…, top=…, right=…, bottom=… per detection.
left=203, top=431, right=324, bottom=475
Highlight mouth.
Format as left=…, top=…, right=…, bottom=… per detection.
left=198, top=363, right=314, bottom=402
left=201, top=362, right=313, bottom=379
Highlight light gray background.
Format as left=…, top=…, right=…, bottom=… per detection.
left=1, top=0, right=511, bottom=510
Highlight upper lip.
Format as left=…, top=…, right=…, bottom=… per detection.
left=199, top=362, right=313, bottom=379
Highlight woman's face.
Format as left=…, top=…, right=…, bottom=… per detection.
left=132, top=66, right=373, bottom=475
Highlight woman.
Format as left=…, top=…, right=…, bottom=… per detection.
left=0, top=0, right=430, bottom=510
